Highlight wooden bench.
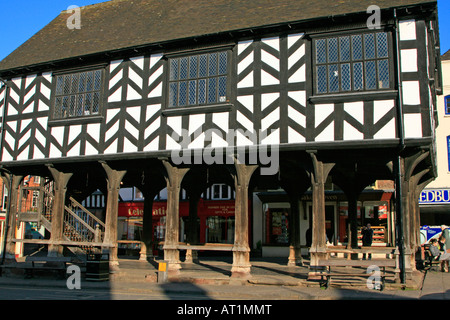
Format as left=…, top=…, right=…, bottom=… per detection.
left=23, top=256, right=73, bottom=279
left=326, top=246, right=396, bottom=259
left=317, top=258, right=396, bottom=291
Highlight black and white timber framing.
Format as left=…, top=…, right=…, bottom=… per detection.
left=0, top=17, right=440, bottom=162
left=0, top=0, right=442, bottom=281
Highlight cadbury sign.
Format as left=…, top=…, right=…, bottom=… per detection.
left=420, top=189, right=450, bottom=205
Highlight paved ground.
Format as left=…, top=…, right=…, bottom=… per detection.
left=0, top=256, right=449, bottom=301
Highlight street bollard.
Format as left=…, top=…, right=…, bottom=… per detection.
left=157, top=261, right=169, bottom=283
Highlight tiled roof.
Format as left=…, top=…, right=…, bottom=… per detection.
left=0, top=0, right=437, bottom=73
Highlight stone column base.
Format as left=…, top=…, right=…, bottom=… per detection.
left=185, top=249, right=199, bottom=263
left=139, top=253, right=154, bottom=262
left=164, top=248, right=182, bottom=272
left=231, top=249, right=252, bottom=279
left=139, top=242, right=154, bottom=262
left=287, top=245, right=303, bottom=266
left=308, top=250, right=327, bottom=280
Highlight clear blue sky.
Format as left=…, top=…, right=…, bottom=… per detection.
left=0, top=0, right=449, bottom=62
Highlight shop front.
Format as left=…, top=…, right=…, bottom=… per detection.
left=419, top=188, right=450, bottom=226
left=254, top=188, right=394, bottom=258
left=117, top=199, right=238, bottom=255
left=338, top=201, right=391, bottom=246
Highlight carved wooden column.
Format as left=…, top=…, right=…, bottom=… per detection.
left=407, top=166, right=429, bottom=270
left=47, top=165, right=72, bottom=257
left=346, top=192, right=359, bottom=250
left=282, top=181, right=309, bottom=267
left=185, top=191, right=202, bottom=263
left=162, top=161, right=189, bottom=272
left=101, top=162, right=126, bottom=269
left=287, top=194, right=302, bottom=266
left=308, top=152, right=334, bottom=276
left=138, top=168, right=166, bottom=261
left=415, top=177, right=433, bottom=244
left=139, top=188, right=158, bottom=261
left=231, top=162, right=258, bottom=278
left=0, top=173, right=23, bottom=262
left=395, top=150, right=430, bottom=281
left=184, top=169, right=208, bottom=263
left=279, top=158, right=310, bottom=267
left=332, top=164, right=375, bottom=257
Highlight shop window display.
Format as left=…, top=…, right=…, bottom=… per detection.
left=265, top=208, right=289, bottom=245
left=206, top=216, right=234, bottom=243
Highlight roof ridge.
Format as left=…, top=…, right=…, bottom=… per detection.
left=60, top=0, right=112, bottom=13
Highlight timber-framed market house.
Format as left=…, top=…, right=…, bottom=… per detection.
left=0, top=0, right=442, bottom=283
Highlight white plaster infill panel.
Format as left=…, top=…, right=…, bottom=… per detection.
left=399, top=20, right=416, bottom=41
left=314, top=104, right=334, bottom=142
left=404, top=113, right=423, bottom=139
left=402, top=81, right=421, bottom=106
left=401, top=49, right=418, bottom=73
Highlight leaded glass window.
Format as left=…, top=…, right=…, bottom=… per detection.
left=314, top=32, right=391, bottom=94
left=168, top=51, right=229, bottom=108
left=53, top=69, right=103, bottom=119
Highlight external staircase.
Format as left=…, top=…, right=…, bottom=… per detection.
left=18, top=180, right=106, bottom=258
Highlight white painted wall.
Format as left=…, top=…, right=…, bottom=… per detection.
left=427, top=57, right=450, bottom=189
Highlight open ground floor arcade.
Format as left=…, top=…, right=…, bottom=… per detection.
left=0, top=145, right=436, bottom=282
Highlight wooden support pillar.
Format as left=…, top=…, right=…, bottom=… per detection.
left=187, top=195, right=201, bottom=244
left=0, top=173, right=23, bottom=262
left=332, top=163, right=374, bottom=255
left=287, top=195, right=302, bottom=266
left=282, top=181, right=309, bottom=267
left=101, top=162, right=126, bottom=269
left=184, top=168, right=210, bottom=263
left=395, top=150, right=429, bottom=282
left=139, top=190, right=157, bottom=261
left=414, top=177, right=433, bottom=251
left=408, top=168, right=429, bottom=270
left=138, top=169, right=166, bottom=261
left=347, top=192, right=359, bottom=251
left=185, top=193, right=201, bottom=263
left=162, top=161, right=189, bottom=272
left=47, top=165, right=72, bottom=257
left=279, top=159, right=310, bottom=267
left=231, top=162, right=258, bottom=278
left=308, top=152, right=334, bottom=276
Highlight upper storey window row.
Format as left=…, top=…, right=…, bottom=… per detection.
left=168, top=51, right=229, bottom=108
left=48, top=32, right=394, bottom=120
left=314, top=32, right=391, bottom=95
left=53, top=69, right=103, bottom=120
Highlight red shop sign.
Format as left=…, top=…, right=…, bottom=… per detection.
left=118, top=199, right=236, bottom=218
left=118, top=202, right=144, bottom=217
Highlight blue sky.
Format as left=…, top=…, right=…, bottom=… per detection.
left=0, top=0, right=449, bottom=62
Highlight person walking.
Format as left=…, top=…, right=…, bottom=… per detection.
left=361, top=223, right=374, bottom=260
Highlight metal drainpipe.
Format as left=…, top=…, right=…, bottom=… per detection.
left=394, top=8, right=406, bottom=285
